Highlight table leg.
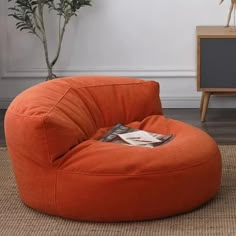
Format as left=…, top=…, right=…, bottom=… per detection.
left=200, top=92, right=204, bottom=113
left=201, top=92, right=211, bottom=122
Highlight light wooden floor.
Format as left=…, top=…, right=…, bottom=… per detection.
left=1, top=108, right=236, bottom=147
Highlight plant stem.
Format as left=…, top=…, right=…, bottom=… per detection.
left=37, top=2, right=68, bottom=80
left=32, top=9, right=43, bottom=42
left=37, top=0, right=53, bottom=80
left=51, top=19, right=67, bottom=68
left=47, top=67, right=57, bottom=81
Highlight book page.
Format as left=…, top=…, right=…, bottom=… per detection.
left=118, top=131, right=162, bottom=146
left=99, top=123, right=174, bottom=148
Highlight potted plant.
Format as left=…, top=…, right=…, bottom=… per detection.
left=8, top=0, right=92, bottom=80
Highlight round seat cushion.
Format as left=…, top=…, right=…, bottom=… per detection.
left=5, top=77, right=221, bottom=222
left=55, top=115, right=222, bottom=222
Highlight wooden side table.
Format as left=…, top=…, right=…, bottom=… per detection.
left=197, top=26, right=236, bottom=122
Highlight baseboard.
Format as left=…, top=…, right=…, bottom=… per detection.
left=161, top=97, right=201, bottom=108
left=162, top=96, right=236, bottom=109
left=1, top=68, right=196, bottom=79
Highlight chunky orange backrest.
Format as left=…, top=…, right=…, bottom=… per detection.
left=5, top=76, right=163, bottom=165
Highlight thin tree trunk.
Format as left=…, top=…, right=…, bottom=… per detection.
left=38, top=1, right=54, bottom=80
left=46, top=65, right=56, bottom=80
left=36, top=2, right=73, bottom=80
left=51, top=20, right=67, bottom=68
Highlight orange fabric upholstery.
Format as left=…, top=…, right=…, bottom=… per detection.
left=4, top=76, right=221, bottom=222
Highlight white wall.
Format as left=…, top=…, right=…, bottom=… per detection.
left=1, top=0, right=236, bottom=108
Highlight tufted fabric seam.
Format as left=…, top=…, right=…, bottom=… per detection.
left=6, top=87, right=72, bottom=118
left=68, top=79, right=158, bottom=90
left=45, top=87, right=72, bottom=116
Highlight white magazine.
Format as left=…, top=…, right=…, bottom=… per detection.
left=118, top=130, right=162, bottom=147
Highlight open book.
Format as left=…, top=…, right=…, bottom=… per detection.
left=99, top=123, right=174, bottom=148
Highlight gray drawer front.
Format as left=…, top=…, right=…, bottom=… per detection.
left=200, top=38, right=236, bottom=88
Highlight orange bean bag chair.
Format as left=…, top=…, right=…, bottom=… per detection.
left=4, top=76, right=222, bottom=222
